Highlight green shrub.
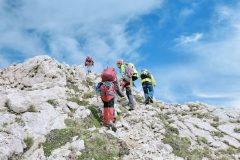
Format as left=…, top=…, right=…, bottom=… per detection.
left=43, top=129, right=77, bottom=157
left=67, top=97, right=89, bottom=106
left=211, top=131, right=224, bottom=138
left=88, top=105, right=102, bottom=125
left=83, top=91, right=95, bottom=99
left=24, top=136, right=34, bottom=151
left=27, top=105, right=37, bottom=112
left=163, top=135, right=191, bottom=157
left=166, top=125, right=179, bottom=135
left=197, top=136, right=208, bottom=144
left=47, top=99, right=58, bottom=107
left=213, top=116, right=220, bottom=122
left=67, top=81, right=80, bottom=92
left=210, top=122, right=219, bottom=128
left=234, top=128, right=240, bottom=133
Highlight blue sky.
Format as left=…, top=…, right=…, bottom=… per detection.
left=0, top=0, right=240, bottom=108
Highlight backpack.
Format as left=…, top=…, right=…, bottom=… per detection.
left=140, top=70, right=151, bottom=79
left=101, top=67, right=117, bottom=82
left=85, top=57, right=94, bottom=66
left=125, top=63, right=138, bottom=81
left=96, top=81, right=115, bottom=102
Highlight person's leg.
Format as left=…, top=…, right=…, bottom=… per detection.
left=147, top=84, right=154, bottom=103
left=126, top=86, right=135, bottom=110
left=102, top=98, right=115, bottom=125
left=142, top=84, right=149, bottom=103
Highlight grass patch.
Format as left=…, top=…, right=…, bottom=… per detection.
left=215, top=147, right=237, bottom=159
left=83, top=91, right=95, bottom=99
left=42, top=129, right=77, bottom=157
left=67, top=97, right=89, bottom=106
left=24, top=136, right=34, bottom=151
left=15, top=117, right=25, bottom=126
left=234, top=128, right=240, bottom=133
left=63, top=117, right=128, bottom=160
left=210, top=122, right=219, bottom=128
left=78, top=133, right=124, bottom=160
left=188, top=148, right=211, bottom=160
left=230, top=119, right=240, bottom=123
left=67, top=81, right=80, bottom=93
left=197, top=136, right=208, bottom=144
left=163, top=134, right=212, bottom=159
left=86, top=77, right=95, bottom=86
left=163, top=135, right=191, bottom=157
left=181, top=111, right=187, bottom=116
left=27, top=105, right=37, bottom=112
left=197, top=113, right=209, bottom=119
left=211, top=131, right=224, bottom=138
left=213, top=116, right=220, bottom=122
left=165, top=125, right=179, bottom=135
left=88, top=105, right=103, bottom=125
left=188, top=103, right=201, bottom=111
left=47, top=99, right=58, bottom=107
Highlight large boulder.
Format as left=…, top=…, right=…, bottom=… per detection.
left=22, top=103, right=67, bottom=139
left=6, top=93, right=33, bottom=113
left=0, top=132, right=24, bottom=160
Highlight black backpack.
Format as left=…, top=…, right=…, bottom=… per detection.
left=140, top=70, right=151, bottom=79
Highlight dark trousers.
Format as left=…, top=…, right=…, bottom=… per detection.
left=102, top=98, right=114, bottom=108
left=142, top=82, right=154, bottom=101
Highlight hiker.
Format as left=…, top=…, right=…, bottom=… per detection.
left=116, top=59, right=138, bottom=110
left=140, top=69, right=156, bottom=104
left=96, top=67, right=123, bottom=131
left=85, top=56, right=94, bottom=74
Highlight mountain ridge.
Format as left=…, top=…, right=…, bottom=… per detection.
left=0, top=55, right=239, bottom=160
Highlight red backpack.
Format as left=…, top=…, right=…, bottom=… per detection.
left=85, top=56, right=94, bottom=66
left=101, top=67, right=117, bottom=82
left=98, top=81, right=115, bottom=102
left=124, top=63, right=134, bottom=78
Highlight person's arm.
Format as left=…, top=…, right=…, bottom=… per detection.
left=119, top=64, right=125, bottom=79
left=151, top=75, right=156, bottom=86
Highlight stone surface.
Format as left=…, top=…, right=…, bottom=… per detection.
left=1, top=55, right=240, bottom=159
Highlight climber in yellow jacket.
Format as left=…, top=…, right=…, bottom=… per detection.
left=140, top=69, right=156, bottom=104
left=116, top=59, right=138, bottom=110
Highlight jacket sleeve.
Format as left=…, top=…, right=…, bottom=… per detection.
left=151, top=75, right=156, bottom=86
left=119, top=64, right=125, bottom=79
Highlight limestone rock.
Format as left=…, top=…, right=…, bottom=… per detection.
left=7, top=93, right=33, bottom=113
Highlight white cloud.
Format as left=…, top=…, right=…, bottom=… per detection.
left=0, top=0, right=163, bottom=69
left=175, top=33, right=203, bottom=45
left=158, top=3, right=240, bottom=107
left=179, top=8, right=194, bottom=19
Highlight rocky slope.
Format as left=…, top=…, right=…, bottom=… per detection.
left=0, top=55, right=240, bottom=160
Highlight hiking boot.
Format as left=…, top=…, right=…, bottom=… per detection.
left=149, top=97, right=153, bottom=103
left=109, top=121, right=117, bottom=132
left=145, top=98, right=150, bottom=105
left=128, top=108, right=134, bottom=111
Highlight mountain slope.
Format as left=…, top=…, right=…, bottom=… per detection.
left=0, top=55, right=239, bottom=160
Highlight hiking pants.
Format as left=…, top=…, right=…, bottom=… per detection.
left=126, top=86, right=135, bottom=109
left=142, top=82, right=154, bottom=100
left=102, top=98, right=115, bottom=124
left=86, top=66, right=92, bottom=74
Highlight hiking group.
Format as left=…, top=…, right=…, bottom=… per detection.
left=85, top=56, right=156, bottom=131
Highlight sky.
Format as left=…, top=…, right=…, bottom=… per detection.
left=0, top=0, right=240, bottom=108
